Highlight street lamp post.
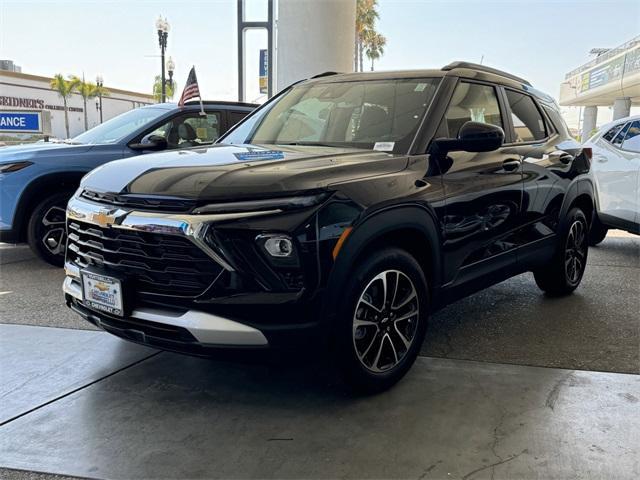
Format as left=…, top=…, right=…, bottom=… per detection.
left=166, top=56, right=175, bottom=98
left=95, top=74, right=104, bottom=123
left=155, top=16, right=170, bottom=103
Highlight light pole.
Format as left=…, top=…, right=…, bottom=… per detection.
left=155, top=15, right=170, bottom=103
left=95, top=74, right=104, bottom=123
left=166, top=56, right=175, bottom=99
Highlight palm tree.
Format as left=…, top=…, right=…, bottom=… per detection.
left=355, top=0, right=380, bottom=72
left=69, top=75, right=96, bottom=131
left=152, top=75, right=176, bottom=103
left=365, top=32, right=387, bottom=71
left=50, top=74, right=74, bottom=138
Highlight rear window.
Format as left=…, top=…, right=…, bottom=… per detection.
left=505, top=90, right=547, bottom=142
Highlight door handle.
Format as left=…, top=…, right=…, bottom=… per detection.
left=558, top=153, right=574, bottom=164
left=502, top=159, right=520, bottom=172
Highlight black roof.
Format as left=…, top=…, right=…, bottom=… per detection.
left=304, top=61, right=547, bottom=97
left=183, top=100, right=258, bottom=109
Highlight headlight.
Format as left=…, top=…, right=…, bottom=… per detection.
left=0, top=161, right=33, bottom=173
left=193, top=192, right=331, bottom=214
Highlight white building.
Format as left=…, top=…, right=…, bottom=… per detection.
left=0, top=70, right=154, bottom=141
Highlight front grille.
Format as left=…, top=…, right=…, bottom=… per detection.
left=67, top=220, right=223, bottom=297
left=81, top=189, right=195, bottom=212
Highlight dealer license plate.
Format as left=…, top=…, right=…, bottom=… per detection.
left=81, top=271, right=124, bottom=316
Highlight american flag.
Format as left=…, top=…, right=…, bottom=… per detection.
left=178, top=67, right=201, bottom=107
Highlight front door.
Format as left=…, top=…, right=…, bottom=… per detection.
left=438, top=81, right=523, bottom=288
left=593, top=120, right=640, bottom=225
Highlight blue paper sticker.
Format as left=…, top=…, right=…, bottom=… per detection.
left=233, top=150, right=285, bottom=161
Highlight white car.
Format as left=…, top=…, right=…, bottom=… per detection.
left=584, top=115, right=640, bottom=245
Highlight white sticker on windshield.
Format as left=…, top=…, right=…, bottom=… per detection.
left=374, top=142, right=395, bottom=152
left=414, top=83, right=427, bottom=92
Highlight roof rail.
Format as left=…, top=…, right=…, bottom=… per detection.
left=311, top=71, right=340, bottom=79
left=442, top=61, right=531, bottom=86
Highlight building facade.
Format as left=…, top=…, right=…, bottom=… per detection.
left=0, top=70, right=154, bottom=142
left=560, top=35, right=640, bottom=140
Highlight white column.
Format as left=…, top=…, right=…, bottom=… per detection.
left=581, top=106, right=598, bottom=142
left=612, top=97, right=631, bottom=120
left=276, top=0, right=356, bottom=92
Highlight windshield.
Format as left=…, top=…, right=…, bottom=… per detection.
left=72, top=107, right=167, bottom=145
left=222, top=78, right=440, bottom=153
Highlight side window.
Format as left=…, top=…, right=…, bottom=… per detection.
left=183, top=112, right=221, bottom=144
left=620, top=121, right=640, bottom=153
left=602, top=123, right=624, bottom=142
left=611, top=122, right=631, bottom=148
left=505, top=90, right=547, bottom=142
left=229, top=111, right=249, bottom=127
left=148, top=112, right=221, bottom=149
left=445, top=82, right=502, bottom=137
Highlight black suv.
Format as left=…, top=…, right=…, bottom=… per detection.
left=64, top=63, right=594, bottom=391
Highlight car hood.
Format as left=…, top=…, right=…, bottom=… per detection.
left=81, top=144, right=409, bottom=200
left=0, top=142, right=93, bottom=163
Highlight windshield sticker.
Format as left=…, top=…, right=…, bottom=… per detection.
left=233, top=150, right=285, bottom=161
left=414, top=83, right=428, bottom=92
left=373, top=142, right=395, bottom=152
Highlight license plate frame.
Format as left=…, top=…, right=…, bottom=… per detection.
left=81, top=270, right=124, bottom=317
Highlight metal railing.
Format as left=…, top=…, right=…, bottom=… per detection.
left=565, top=35, right=640, bottom=79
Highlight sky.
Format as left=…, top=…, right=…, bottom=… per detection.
left=0, top=0, right=638, bottom=128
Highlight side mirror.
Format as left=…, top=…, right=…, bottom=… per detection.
left=129, top=134, right=168, bottom=151
left=431, top=121, right=504, bottom=154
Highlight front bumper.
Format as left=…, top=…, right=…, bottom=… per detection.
left=64, top=271, right=269, bottom=350
left=63, top=194, right=325, bottom=354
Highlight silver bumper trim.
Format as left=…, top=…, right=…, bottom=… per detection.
left=63, top=276, right=268, bottom=346
left=66, top=195, right=282, bottom=272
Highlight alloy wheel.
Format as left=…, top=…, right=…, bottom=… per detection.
left=352, top=270, right=419, bottom=373
left=41, top=205, right=67, bottom=256
left=565, top=219, right=587, bottom=285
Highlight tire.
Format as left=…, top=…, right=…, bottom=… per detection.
left=534, top=207, right=588, bottom=296
left=588, top=217, right=608, bottom=246
left=334, top=247, right=429, bottom=393
left=27, top=192, right=71, bottom=267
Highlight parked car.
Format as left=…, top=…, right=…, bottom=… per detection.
left=63, top=63, right=594, bottom=391
left=0, top=101, right=257, bottom=265
left=583, top=115, right=640, bottom=245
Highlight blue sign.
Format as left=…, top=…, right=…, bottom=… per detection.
left=0, top=111, right=41, bottom=133
left=259, top=49, right=268, bottom=94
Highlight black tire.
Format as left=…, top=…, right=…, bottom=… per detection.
left=334, top=247, right=429, bottom=393
left=534, top=207, right=588, bottom=296
left=27, top=192, right=71, bottom=267
left=588, top=217, right=608, bottom=246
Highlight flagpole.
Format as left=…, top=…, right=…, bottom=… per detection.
left=195, top=65, right=205, bottom=116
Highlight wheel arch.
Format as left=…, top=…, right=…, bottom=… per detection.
left=14, top=171, right=85, bottom=241
left=569, top=177, right=595, bottom=227
left=323, top=204, right=443, bottom=322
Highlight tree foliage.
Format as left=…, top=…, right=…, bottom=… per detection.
left=153, top=75, right=176, bottom=102
left=355, top=0, right=386, bottom=72
left=50, top=74, right=74, bottom=139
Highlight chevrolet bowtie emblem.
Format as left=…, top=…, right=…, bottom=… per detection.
left=92, top=210, right=118, bottom=228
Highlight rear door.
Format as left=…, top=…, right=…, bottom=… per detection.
left=501, top=88, right=572, bottom=265
left=438, top=80, right=523, bottom=288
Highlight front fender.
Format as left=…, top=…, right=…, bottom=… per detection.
left=322, top=204, right=443, bottom=323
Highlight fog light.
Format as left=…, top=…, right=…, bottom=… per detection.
left=263, top=236, right=293, bottom=257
